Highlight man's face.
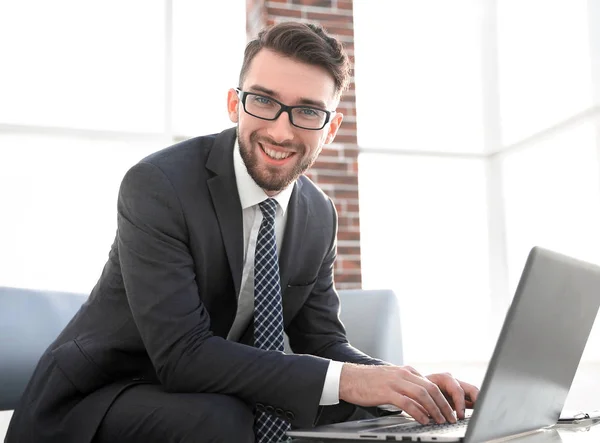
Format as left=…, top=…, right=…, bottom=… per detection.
left=227, top=49, right=343, bottom=195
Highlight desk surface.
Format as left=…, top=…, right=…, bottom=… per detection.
left=290, top=421, right=600, bottom=443
left=2, top=410, right=600, bottom=442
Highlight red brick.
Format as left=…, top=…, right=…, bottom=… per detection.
left=338, top=245, right=360, bottom=255
left=332, top=189, right=359, bottom=199
left=316, top=174, right=358, bottom=186
left=267, top=7, right=302, bottom=17
left=340, top=107, right=356, bottom=117
left=320, top=21, right=353, bottom=33
left=337, top=0, right=353, bottom=10
left=320, top=20, right=353, bottom=31
left=338, top=215, right=359, bottom=228
left=319, top=147, right=341, bottom=157
left=326, top=28, right=355, bottom=38
left=340, top=120, right=356, bottom=131
left=346, top=202, right=359, bottom=212
left=342, top=259, right=361, bottom=270
left=332, top=134, right=357, bottom=144
left=337, top=230, right=360, bottom=242
left=291, top=0, right=332, bottom=6
left=327, top=27, right=354, bottom=38
left=342, top=146, right=359, bottom=157
left=313, top=160, right=350, bottom=171
left=335, top=273, right=362, bottom=284
left=335, top=104, right=355, bottom=117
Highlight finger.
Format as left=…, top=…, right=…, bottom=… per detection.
left=441, top=392, right=475, bottom=411
left=403, top=365, right=423, bottom=377
left=407, top=373, right=456, bottom=423
left=402, top=396, right=430, bottom=418
left=459, top=381, right=480, bottom=404
left=392, top=394, right=431, bottom=425
left=400, top=375, right=450, bottom=424
left=426, top=374, right=466, bottom=419
left=440, top=377, right=466, bottom=420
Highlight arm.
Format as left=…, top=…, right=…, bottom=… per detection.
left=283, top=197, right=479, bottom=423
left=117, top=162, right=329, bottom=427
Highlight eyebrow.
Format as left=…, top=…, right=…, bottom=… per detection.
left=247, top=84, right=329, bottom=110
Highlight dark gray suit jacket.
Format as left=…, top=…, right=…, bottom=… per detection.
left=6, top=127, right=382, bottom=443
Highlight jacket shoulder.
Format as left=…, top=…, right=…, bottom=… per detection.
left=140, top=133, right=218, bottom=173
left=297, top=174, right=335, bottom=215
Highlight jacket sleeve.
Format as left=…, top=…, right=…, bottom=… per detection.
left=285, top=198, right=387, bottom=367
left=117, top=161, right=329, bottom=428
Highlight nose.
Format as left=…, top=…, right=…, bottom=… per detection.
left=266, top=110, right=295, bottom=144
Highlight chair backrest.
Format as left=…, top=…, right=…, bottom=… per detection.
left=337, top=289, right=403, bottom=365
left=0, top=287, right=87, bottom=410
left=284, top=289, right=403, bottom=365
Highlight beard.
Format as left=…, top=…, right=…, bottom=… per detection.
left=237, top=127, right=319, bottom=192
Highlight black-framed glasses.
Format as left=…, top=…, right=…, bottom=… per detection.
left=235, top=88, right=334, bottom=130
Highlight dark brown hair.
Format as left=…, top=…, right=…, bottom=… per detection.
left=238, top=21, right=351, bottom=99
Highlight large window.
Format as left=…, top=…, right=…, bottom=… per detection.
left=359, top=154, right=492, bottom=362
left=354, top=0, right=600, bottom=363
left=2, top=0, right=599, bottom=367
left=0, top=0, right=246, bottom=292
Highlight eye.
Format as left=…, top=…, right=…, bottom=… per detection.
left=297, top=107, right=319, bottom=117
left=252, top=95, right=273, bottom=106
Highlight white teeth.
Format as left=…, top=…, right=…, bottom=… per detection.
left=262, top=146, right=292, bottom=160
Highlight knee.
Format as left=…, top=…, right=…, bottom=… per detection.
left=189, top=395, right=254, bottom=443
left=217, top=398, right=254, bottom=443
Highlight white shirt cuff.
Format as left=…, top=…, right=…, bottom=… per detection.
left=319, top=360, right=344, bottom=405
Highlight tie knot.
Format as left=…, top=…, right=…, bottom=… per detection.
left=258, top=198, right=278, bottom=223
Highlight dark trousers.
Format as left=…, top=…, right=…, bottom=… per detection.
left=92, top=384, right=374, bottom=443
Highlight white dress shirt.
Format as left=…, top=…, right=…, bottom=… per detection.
left=226, top=139, right=343, bottom=406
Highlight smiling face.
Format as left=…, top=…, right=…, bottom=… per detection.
left=227, top=49, right=344, bottom=195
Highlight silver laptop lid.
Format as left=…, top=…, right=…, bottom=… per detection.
left=466, top=247, right=600, bottom=442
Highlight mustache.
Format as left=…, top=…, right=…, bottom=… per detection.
left=250, top=133, right=302, bottom=150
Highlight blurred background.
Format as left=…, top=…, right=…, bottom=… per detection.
left=0, top=0, right=599, bottom=383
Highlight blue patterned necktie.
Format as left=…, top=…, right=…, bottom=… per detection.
left=253, top=198, right=291, bottom=443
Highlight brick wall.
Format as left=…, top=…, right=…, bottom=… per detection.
left=245, top=0, right=361, bottom=289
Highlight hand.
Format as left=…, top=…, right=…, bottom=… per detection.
left=425, top=372, right=479, bottom=420
left=339, top=363, right=471, bottom=425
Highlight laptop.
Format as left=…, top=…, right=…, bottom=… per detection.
left=288, top=246, right=600, bottom=442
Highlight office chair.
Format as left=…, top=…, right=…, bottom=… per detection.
left=0, top=286, right=87, bottom=411
left=284, top=289, right=403, bottom=365
left=0, top=286, right=403, bottom=433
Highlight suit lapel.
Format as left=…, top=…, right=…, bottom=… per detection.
left=206, top=128, right=244, bottom=297
left=206, top=128, right=309, bottom=331
left=279, top=179, right=309, bottom=320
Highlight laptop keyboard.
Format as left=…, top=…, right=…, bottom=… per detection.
left=370, top=418, right=469, bottom=435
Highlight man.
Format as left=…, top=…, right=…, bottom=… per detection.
left=6, top=22, right=478, bottom=443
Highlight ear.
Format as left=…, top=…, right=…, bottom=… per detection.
left=227, top=88, right=240, bottom=123
left=324, top=112, right=344, bottom=145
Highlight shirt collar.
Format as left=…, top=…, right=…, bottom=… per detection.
left=233, top=137, right=294, bottom=215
